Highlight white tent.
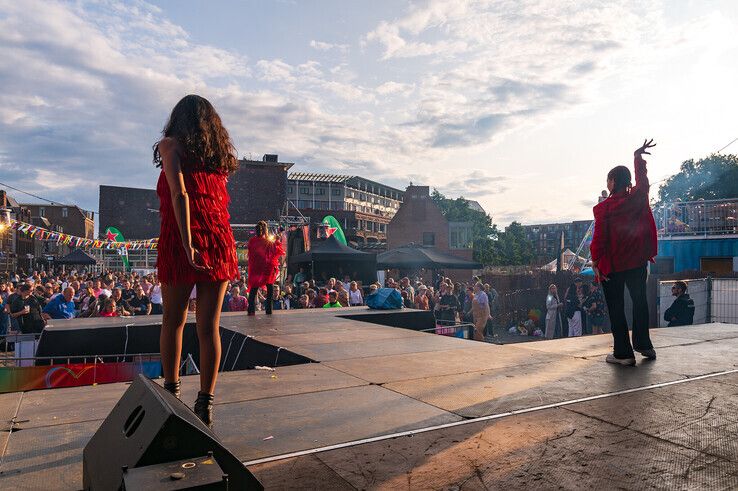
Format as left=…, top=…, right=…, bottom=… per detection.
left=540, top=248, right=590, bottom=272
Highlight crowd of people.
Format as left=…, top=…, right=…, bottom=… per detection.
left=0, top=268, right=503, bottom=334
left=0, top=270, right=167, bottom=334
left=545, top=277, right=607, bottom=339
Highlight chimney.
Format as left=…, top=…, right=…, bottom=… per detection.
left=262, top=154, right=278, bottom=163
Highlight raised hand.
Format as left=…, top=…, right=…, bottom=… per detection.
left=634, top=138, right=656, bottom=162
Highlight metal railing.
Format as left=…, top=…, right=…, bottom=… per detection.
left=654, top=199, right=738, bottom=237
left=422, top=320, right=475, bottom=340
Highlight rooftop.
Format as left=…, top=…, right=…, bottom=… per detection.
left=289, top=172, right=353, bottom=183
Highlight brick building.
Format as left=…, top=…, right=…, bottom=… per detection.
left=229, top=155, right=293, bottom=228
left=99, top=154, right=293, bottom=240
left=387, top=185, right=474, bottom=263
left=520, top=220, right=592, bottom=264
left=22, top=204, right=94, bottom=239
left=286, top=173, right=404, bottom=248
left=99, top=185, right=160, bottom=240
left=0, top=190, right=35, bottom=272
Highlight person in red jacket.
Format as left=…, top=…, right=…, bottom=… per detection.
left=590, top=139, right=658, bottom=366
left=246, top=221, right=285, bottom=315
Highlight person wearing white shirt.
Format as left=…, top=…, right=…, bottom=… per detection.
left=348, top=281, right=363, bottom=306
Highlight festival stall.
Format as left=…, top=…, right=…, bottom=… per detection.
left=54, top=248, right=97, bottom=266
left=289, top=234, right=377, bottom=284
left=377, top=245, right=482, bottom=270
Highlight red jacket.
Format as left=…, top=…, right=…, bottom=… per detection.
left=247, top=235, right=285, bottom=291
left=590, top=156, right=657, bottom=279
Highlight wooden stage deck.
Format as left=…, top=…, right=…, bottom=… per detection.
left=1, top=308, right=737, bottom=489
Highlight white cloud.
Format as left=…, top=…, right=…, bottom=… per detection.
left=255, top=59, right=294, bottom=82
left=310, top=39, right=349, bottom=53
left=0, top=0, right=733, bottom=227
left=375, top=81, right=415, bottom=96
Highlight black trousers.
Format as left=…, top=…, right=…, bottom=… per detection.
left=248, top=284, right=273, bottom=314
left=601, top=265, right=653, bottom=358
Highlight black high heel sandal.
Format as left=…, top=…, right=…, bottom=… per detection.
left=163, top=380, right=181, bottom=399
left=194, top=391, right=214, bottom=428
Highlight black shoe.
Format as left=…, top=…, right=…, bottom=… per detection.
left=606, top=354, right=636, bottom=366
left=194, top=391, right=214, bottom=429
left=265, top=309, right=273, bottom=315
left=163, top=380, right=181, bottom=399
left=636, top=348, right=657, bottom=360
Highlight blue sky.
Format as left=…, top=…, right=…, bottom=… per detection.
left=1, top=0, right=737, bottom=228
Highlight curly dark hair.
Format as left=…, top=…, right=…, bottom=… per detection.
left=153, top=94, right=239, bottom=174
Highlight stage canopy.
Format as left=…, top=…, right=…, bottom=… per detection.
left=377, top=246, right=482, bottom=270
left=55, top=248, right=97, bottom=265
left=290, top=235, right=377, bottom=283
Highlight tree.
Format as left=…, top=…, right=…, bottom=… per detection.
left=658, top=154, right=738, bottom=203
left=430, top=189, right=493, bottom=242
left=430, top=190, right=535, bottom=266
left=496, top=221, right=536, bottom=266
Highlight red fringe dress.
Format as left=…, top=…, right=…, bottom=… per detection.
left=156, top=165, right=239, bottom=285
left=246, top=236, right=285, bottom=292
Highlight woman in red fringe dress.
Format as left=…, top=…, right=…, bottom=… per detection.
left=246, top=221, right=285, bottom=315
left=154, top=95, right=239, bottom=427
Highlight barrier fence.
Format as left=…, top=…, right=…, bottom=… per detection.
left=0, top=334, right=162, bottom=393
left=658, top=277, right=738, bottom=327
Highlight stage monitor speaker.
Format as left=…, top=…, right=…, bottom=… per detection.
left=83, top=374, right=263, bottom=491
left=122, top=454, right=228, bottom=490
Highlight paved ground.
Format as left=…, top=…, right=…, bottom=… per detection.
left=1, top=309, right=737, bottom=489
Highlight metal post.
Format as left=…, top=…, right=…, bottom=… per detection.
left=706, top=275, right=713, bottom=323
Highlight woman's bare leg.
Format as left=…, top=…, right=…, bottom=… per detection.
left=160, top=283, right=194, bottom=384
left=195, top=280, right=228, bottom=394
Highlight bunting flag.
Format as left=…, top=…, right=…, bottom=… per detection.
left=7, top=218, right=279, bottom=251
left=6, top=218, right=159, bottom=250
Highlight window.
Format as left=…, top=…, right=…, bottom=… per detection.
left=422, top=232, right=435, bottom=246
left=39, top=207, right=45, bottom=217
left=315, top=188, right=325, bottom=195
left=300, top=187, right=310, bottom=195
left=287, top=186, right=294, bottom=194
left=332, top=189, right=341, bottom=196
left=61, top=207, right=68, bottom=217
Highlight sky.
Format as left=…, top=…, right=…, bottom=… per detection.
left=1, top=0, right=737, bottom=229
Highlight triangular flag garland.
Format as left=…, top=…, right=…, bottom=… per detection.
left=6, top=218, right=252, bottom=250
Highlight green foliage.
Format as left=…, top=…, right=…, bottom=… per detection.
left=430, top=189, right=493, bottom=242
left=430, top=190, right=535, bottom=266
left=497, top=221, right=536, bottom=266
left=658, top=153, right=738, bottom=203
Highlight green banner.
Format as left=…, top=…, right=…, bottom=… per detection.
left=105, top=227, right=130, bottom=271
left=322, top=215, right=346, bottom=245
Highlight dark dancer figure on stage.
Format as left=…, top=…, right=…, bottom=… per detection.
left=246, top=221, right=285, bottom=315
left=591, top=139, right=658, bottom=366
left=154, top=94, right=240, bottom=427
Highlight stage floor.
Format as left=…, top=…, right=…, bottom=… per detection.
left=1, top=309, right=737, bottom=489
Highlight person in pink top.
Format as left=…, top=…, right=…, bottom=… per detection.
left=228, top=286, right=248, bottom=312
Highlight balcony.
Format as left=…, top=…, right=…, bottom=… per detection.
left=654, top=199, right=737, bottom=237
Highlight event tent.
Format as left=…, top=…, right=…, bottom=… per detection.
left=377, top=246, right=482, bottom=270
left=289, top=235, right=377, bottom=283
left=55, top=248, right=97, bottom=265
left=540, top=248, right=590, bottom=272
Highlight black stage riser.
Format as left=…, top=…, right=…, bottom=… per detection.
left=338, top=310, right=436, bottom=331
left=35, top=323, right=312, bottom=369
